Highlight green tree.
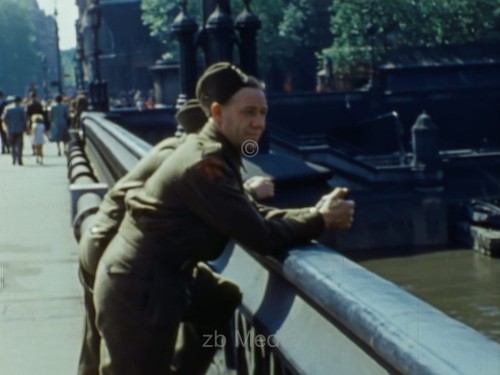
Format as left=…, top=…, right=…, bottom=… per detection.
left=324, top=0, right=500, bottom=78
left=141, top=0, right=204, bottom=61
left=140, top=0, right=500, bottom=91
left=0, top=1, right=40, bottom=95
left=275, top=0, right=332, bottom=89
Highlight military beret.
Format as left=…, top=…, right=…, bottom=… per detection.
left=195, top=62, right=251, bottom=115
left=175, top=99, right=207, bottom=134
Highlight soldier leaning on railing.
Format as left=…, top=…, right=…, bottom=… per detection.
left=89, top=63, right=355, bottom=375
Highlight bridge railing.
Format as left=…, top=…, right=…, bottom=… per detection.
left=70, top=112, right=500, bottom=375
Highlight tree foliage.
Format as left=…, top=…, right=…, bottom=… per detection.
left=141, top=0, right=333, bottom=90
left=0, top=1, right=40, bottom=95
left=141, top=0, right=203, bottom=60
left=142, top=0, right=188, bottom=43
left=258, top=0, right=332, bottom=89
left=325, top=0, right=500, bottom=75
left=140, top=0, right=500, bottom=90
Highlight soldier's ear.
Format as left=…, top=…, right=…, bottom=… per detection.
left=210, top=102, right=223, bottom=128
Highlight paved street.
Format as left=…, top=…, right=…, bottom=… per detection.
left=0, top=139, right=84, bottom=375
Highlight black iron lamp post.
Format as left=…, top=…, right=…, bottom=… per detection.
left=363, top=0, right=380, bottom=92
left=53, top=8, right=63, bottom=95
left=41, top=54, right=49, bottom=100
left=88, top=0, right=101, bottom=82
left=88, top=0, right=108, bottom=111
left=74, top=55, right=81, bottom=92
left=365, top=21, right=379, bottom=90
left=235, top=0, right=261, bottom=77
left=171, top=0, right=198, bottom=107
left=75, top=20, right=85, bottom=91
left=74, top=47, right=85, bottom=91
left=205, top=1, right=235, bottom=65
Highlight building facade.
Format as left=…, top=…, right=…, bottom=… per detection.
left=75, top=0, right=163, bottom=99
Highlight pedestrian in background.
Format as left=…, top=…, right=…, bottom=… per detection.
left=133, top=90, right=144, bottom=111
left=72, top=91, right=88, bottom=129
left=49, top=94, right=70, bottom=156
left=25, top=91, right=45, bottom=133
left=25, top=91, right=46, bottom=156
left=1, top=96, right=26, bottom=165
left=0, top=91, right=10, bottom=154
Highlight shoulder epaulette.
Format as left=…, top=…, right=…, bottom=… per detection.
left=201, top=141, right=222, bottom=157
left=163, top=136, right=183, bottom=148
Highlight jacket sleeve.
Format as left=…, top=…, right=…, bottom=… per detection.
left=103, top=143, right=178, bottom=217
left=246, top=193, right=316, bottom=221
left=179, top=155, right=325, bottom=255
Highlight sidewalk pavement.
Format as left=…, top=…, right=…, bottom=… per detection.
left=0, top=139, right=84, bottom=375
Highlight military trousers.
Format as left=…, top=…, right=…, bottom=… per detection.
left=170, top=263, right=243, bottom=375
left=93, top=235, right=189, bottom=375
left=78, top=224, right=117, bottom=375
left=78, top=266, right=100, bottom=375
left=83, top=229, right=242, bottom=374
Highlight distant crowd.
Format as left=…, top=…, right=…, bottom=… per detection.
left=111, top=89, right=156, bottom=110
left=0, top=90, right=88, bottom=165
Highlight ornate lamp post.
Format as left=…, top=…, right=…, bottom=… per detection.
left=205, top=1, right=235, bottom=65
left=171, top=0, right=198, bottom=107
left=235, top=0, right=261, bottom=76
left=74, top=55, right=81, bottom=92
left=87, top=0, right=108, bottom=111
left=365, top=21, right=379, bottom=90
left=75, top=20, right=85, bottom=91
left=364, top=2, right=379, bottom=91
left=40, top=54, right=49, bottom=100
left=53, top=8, right=63, bottom=95
left=75, top=47, right=85, bottom=91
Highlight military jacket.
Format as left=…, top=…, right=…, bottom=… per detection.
left=79, top=135, right=186, bottom=275
left=120, top=122, right=325, bottom=264
left=93, top=135, right=186, bottom=234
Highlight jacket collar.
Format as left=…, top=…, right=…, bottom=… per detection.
left=199, top=120, right=243, bottom=170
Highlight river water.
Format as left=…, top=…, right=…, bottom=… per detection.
left=354, top=249, right=500, bottom=343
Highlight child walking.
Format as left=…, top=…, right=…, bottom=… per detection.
left=31, top=114, right=47, bottom=164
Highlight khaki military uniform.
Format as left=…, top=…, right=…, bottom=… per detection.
left=79, top=132, right=244, bottom=375
left=78, top=135, right=184, bottom=375
left=93, top=122, right=325, bottom=374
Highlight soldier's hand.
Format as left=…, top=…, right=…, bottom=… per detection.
left=314, top=187, right=355, bottom=230
left=244, top=176, right=274, bottom=200
left=315, top=187, right=349, bottom=209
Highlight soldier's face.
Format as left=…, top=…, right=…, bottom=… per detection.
left=212, top=87, right=267, bottom=149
